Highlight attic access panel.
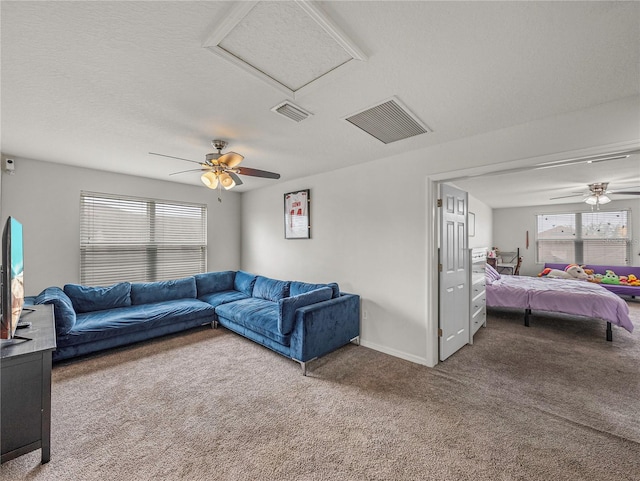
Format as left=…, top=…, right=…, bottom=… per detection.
left=203, top=1, right=366, bottom=98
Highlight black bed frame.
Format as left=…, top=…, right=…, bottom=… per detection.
left=523, top=308, right=613, bottom=342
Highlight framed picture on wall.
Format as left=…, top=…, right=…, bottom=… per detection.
left=469, top=212, right=476, bottom=237
left=284, top=189, right=310, bottom=239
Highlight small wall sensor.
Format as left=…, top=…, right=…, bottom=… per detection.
left=3, top=158, right=15, bottom=174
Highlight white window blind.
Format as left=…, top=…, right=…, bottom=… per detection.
left=536, top=210, right=630, bottom=265
left=80, top=192, right=207, bottom=285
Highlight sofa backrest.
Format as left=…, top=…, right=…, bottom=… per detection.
left=130, top=277, right=197, bottom=305
left=194, top=271, right=235, bottom=296
left=544, top=263, right=640, bottom=278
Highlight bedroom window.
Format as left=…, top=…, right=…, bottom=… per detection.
left=80, top=192, right=207, bottom=285
left=536, top=210, right=631, bottom=265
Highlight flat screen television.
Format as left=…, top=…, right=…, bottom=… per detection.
left=1, top=216, right=25, bottom=340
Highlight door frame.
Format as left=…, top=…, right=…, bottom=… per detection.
left=424, top=140, right=640, bottom=367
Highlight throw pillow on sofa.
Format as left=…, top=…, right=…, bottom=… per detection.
left=253, top=276, right=290, bottom=302
left=278, top=286, right=333, bottom=335
left=234, top=270, right=257, bottom=296
left=64, top=282, right=132, bottom=313
left=35, top=287, right=76, bottom=336
left=290, top=281, right=340, bottom=299
left=194, top=271, right=235, bottom=296
left=130, top=277, right=196, bottom=305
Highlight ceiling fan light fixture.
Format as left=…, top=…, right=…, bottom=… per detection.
left=201, top=171, right=219, bottom=189
left=584, top=194, right=612, bottom=206
left=219, top=172, right=236, bottom=190
left=585, top=195, right=598, bottom=205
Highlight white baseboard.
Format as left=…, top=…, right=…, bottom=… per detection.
left=359, top=340, right=430, bottom=367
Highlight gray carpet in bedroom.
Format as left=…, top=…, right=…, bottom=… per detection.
left=2, top=302, right=639, bottom=481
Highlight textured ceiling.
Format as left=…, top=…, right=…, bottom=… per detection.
left=214, top=1, right=355, bottom=91
left=1, top=1, right=639, bottom=204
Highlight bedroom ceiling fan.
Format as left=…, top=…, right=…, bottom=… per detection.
left=550, top=182, right=640, bottom=209
left=149, top=140, right=280, bottom=201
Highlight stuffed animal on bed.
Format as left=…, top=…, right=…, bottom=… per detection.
left=538, top=264, right=589, bottom=280
left=627, top=274, right=640, bottom=286
left=601, top=270, right=620, bottom=285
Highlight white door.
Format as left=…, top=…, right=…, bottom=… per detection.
left=439, top=183, right=469, bottom=361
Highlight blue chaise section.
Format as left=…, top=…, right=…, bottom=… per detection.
left=196, top=271, right=360, bottom=374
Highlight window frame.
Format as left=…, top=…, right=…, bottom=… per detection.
left=535, top=209, right=631, bottom=265
left=80, top=191, right=207, bottom=285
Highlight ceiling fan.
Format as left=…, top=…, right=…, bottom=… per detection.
left=149, top=140, right=280, bottom=200
left=550, top=182, right=640, bottom=208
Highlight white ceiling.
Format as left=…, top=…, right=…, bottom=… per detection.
left=452, top=151, right=640, bottom=208
left=2, top=1, right=639, bottom=205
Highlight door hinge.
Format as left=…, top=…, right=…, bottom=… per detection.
left=438, top=263, right=442, bottom=272
left=437, top=198, right=442, bottom=207
left=438, top=328, right=443, bottom=337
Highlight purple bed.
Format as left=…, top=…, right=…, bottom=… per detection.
left=485, top=269, right=633, bottom=341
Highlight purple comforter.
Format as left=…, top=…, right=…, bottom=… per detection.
left=486, top=276, right=633, bottom=333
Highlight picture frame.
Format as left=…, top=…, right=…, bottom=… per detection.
left=468, top=212, right=476, bottom=237
left=284, top=189, right=310, bottom=239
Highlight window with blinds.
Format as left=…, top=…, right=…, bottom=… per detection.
left=536, top=210, right=631, bottom=265
left=80, top=192, right=207, bottom=285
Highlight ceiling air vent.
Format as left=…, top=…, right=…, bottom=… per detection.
left=271, top=101, right=313, bottom=123
left=345, top=97, right=431, bottom=144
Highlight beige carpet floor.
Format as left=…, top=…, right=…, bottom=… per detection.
left=1, top=301, right=639, bottom=480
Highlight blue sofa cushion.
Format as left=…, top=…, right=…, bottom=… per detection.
left=290, top=281, right=340, bottom=299
left=234, top=271, right=257, bottom=296
left=215, top=298, right=289, bottom=345
left=194, top=271, right=235, bottom=296
left=278, top=287, right=333, bottom=335
left=35, top=287, right=77, bottom=336
left=130, top=277, right=196, bottom=305
left=199, top=290, right=250, bottom=308
left=59, top=299, right=215, bottom=347
left=64, top=282, right=132, bottom=313
left=253, top=276, right=290, bottom=302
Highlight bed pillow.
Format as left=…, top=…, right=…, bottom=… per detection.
left=485, top=263, right=501, bottom=284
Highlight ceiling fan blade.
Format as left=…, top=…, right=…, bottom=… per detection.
left=228, top=172, right=243, bottom=186
left=218, top=152, right=244, bottom=168
left=236, top=167, right=281, bottom=179
left=149, top=152, right=202, bottom=165
left=610, top=191, right=640, bottom=195
left=549, top=193, right=586, bottom=200
left=169, top=168, right=208, bottom=176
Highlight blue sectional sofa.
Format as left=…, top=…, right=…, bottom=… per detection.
left=32, top=271, right=360, bottom=374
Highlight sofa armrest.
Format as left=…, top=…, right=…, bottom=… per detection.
left=289, top=293, right=360, bottom=363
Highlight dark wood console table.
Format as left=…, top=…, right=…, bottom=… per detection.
left=1, top=304, right=56, bottom=464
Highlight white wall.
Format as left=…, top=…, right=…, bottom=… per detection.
left=493, top=198, right=640, bottom=277
left=0, top=156, right=242, bottom=295
left=468, top=193, right=493, bottom=250
left=243, top=164, right=429, bottom=364
left=242, top=96, right=640, bottom=367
